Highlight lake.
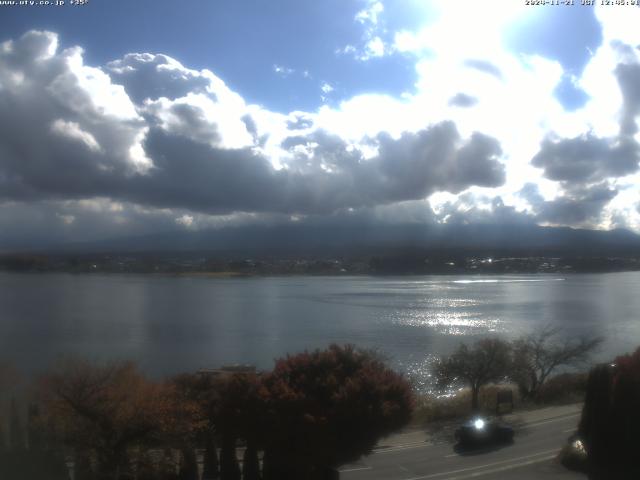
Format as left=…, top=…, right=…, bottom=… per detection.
left=1, top=272, right=639, bottom=390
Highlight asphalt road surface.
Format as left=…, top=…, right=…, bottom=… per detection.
left=340, top=408, right=584, bottom=480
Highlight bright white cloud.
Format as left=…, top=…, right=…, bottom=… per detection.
left=355, top=0, right=384, bottom=26
left=175, top=214, right=195, bottom=228
left=338, top=0, right=391, bottom=62
left=50, top=119, right=102, bottom=152
left=363, top=36, right=385, bottom=59
left=273, top=64, right=294, bottom=77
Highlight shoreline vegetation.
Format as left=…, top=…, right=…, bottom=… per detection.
left=0, top=345, right=415, bottom=480
left=0, top=330, right=604, bottom=479
left=2, top=338, right=636, bottom=479
left=412, top=373, right=588, bottom=427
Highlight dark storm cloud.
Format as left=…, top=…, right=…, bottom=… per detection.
left=132, top=129, right=286, bottom=213
left=132, top=121, right=505, bottom=215
left=278, top=122, right=505, bottom=211
left=518, top=182, right=545, bottom=207
left=531, top=134, right=639, bottom=183
left=0, top=31, right=507, bottom=218
left=435, top=193, right=533, bottom=226
left=0, top=198, right=205, bottom=248
left=0, top=32, right=147, bottom=202
left=374, top=125, right=506, bottom=195
left=519, top=182, right=617, bottom=226
left=145, top=101, right=223, bottom=146
left=448, top=93, right=478, bottom=108
left=463, top=59, right=504, bottom=79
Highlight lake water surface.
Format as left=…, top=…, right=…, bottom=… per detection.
left=1, top=272, right=639, bottom=389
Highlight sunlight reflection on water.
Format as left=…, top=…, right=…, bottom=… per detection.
left=451, top=278, right=566, bottom=284
left=394, top=310, right=503, bottom=336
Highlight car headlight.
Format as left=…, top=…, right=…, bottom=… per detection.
left=474, top=418, right=485, bottom=430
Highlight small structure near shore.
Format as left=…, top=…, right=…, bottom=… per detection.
left=496, top=389, right=514, bottom=414
left=196, top=364, right=257, bottom=378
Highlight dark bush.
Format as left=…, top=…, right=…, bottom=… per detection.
left=578, top=347, right=640, bottom=479
left=535, top=372, right=587, bottom=405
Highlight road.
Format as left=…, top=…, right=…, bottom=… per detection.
left=340, top=405, right=585, bottom=480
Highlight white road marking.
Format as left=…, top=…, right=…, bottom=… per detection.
left=448, top=454, right=557, bottom=479
left=522, top=413, right=580, bottom=429
left=375, top=442, right=434, bottom=454
left=563, top=428, right=575, bottom=433
left=402, top=448, right=559, bottom=480
left=339, top=466, right=372, bottom=473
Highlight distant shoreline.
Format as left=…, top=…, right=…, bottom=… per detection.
left=2, top=267, right=640, bottom=277
left=3, top=251, right=640, bottom=276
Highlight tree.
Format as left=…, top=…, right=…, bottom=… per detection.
left=27, top=403, right=46, bottom=453
left=511, top=326, right=602, bottom=400
left=169, top=373, right=220, bottom=480
left=171, top=370, right=268, bottom=480
left=0, top=361, right=20, bottom=394
left=579, top=347, right=640, bottom=479
left=214, top=372, right=268, bottom=480
left=262, top=344, right=414, bottom=479
left=0, top=361, right=19, bottom=452
left=435, top=337, right=512, bottom=411
left=160, top=373, right=209, bottom=480
left=37, top=359, right=173, bottom=480
left=9, top=397, right=25, bottom=451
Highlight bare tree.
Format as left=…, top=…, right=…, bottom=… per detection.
left=435, top=338, right=512, bottom=411
left=37, top=359, right=177, bottom=480
left=511, top=326, right=602, bottom=400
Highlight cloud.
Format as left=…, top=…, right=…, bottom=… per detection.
left=320, top=82, right=335, bottom=103
left=0, top=198, right=181, bottom=248
left=435, top=192, right=533, bottom=226
left=0, top=30, right=507, bottom=222
left=320, top=82, right=334, bottom=94
left=355, top=1, right=384, bottom=26
left=615, top=61, right=640, bottom=136
left=337, top=0, right=392, bottom=62
left=448, top=93, right=478, bottom=108
left=50, top=119, right=102, bottom=153
left=361, top=37, right=386, bottom=60
left=279, top=122, right=505, bottom=211
left=463, top=59, right=504, bottom=79
left=286, top=113, right=314, bottom=130
left=520, top=181, right=618, bottom=227
left=107, top=53, right=212, bottom=104
left=531, top=133, right=640, bottom=184
left=175, top=214, right=195, bottom=228
left=538, top=183, right=618, bottom=226
left=273, top=64, right=295, bottom=77
left=3, top=7, right=640, bottom=248
left=0, top=31, right=150, bottom=204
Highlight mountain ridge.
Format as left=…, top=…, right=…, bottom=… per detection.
left=20, top=222, right=640, bottom=257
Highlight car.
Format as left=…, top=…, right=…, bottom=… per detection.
left=454, top=417, right=514, bottom=448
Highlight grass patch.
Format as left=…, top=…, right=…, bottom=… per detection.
left=534, top=372, right=588, bottom=405
left=411, top=384, right=520, bottom=426
left=411, top=373, right=587, bottom=426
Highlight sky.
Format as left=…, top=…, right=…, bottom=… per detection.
left=0, top=0, right=639, bottom=249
